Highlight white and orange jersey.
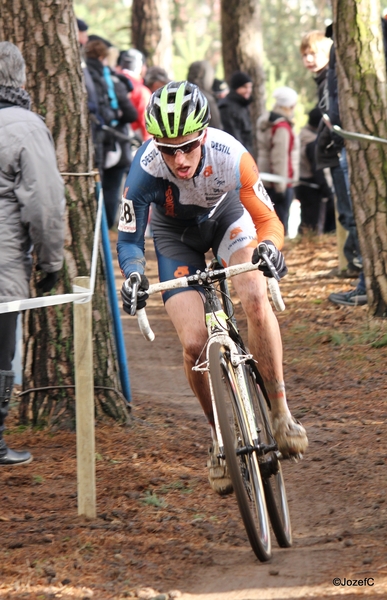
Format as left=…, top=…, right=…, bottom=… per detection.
left=118, top=128, right=284, bottom=275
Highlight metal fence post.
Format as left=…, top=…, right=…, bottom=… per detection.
left=73, top=276, right=96, bottom=518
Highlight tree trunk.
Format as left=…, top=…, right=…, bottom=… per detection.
left=221, top=0, right=266, bottom=156
left=332, top=0, right=387, bottom=317
left=131, top=0, right=173, bottom=74
left=0, top=1, right=128, bottom=426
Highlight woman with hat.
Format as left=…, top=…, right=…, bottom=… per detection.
left=256, top=86, right=300, bottom=234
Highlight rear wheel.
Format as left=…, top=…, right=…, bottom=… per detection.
left=245, top=363, right=292, bottom=548
left=209, top=342, right=271, bottom=561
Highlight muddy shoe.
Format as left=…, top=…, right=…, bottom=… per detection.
left=272, top=414, right=308, bottom=458
left=207, top=442, right=233, bottom=496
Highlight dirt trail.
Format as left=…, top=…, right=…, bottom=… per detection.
left=0, top=233, right=386, bottom=600
left=122, top=235, right=387, bottom=599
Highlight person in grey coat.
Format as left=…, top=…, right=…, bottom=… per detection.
left=0, top=42, right=65, bottom=465
left=187, top=60, right=223, bottom=130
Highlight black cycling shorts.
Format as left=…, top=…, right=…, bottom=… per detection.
left=151, top=190, right=257, bottom=302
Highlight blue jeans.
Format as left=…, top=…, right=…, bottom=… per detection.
left=102, top=166, right=128, bottom=229
left=330, top=148, right=361, bottom=265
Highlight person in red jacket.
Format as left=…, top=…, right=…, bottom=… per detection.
left=116, top=48, right=151, bottom=144
left=256, top=86, right=300, bottom=235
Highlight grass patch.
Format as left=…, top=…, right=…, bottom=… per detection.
left=141, top=490, right=168, bottom=508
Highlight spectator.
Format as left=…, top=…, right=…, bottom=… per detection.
left=0, top=42, right=65, bottom=465
left=296, top=107, right=335, bottom=234
left=218, top=71, right=254, bottom=153
left=116, top=48, right=151, bottom=143
left=187, top=60, right=223, bottom=130
left=212, top=77, right=229, bottom=104
left=256, top=86, right=300, bottom=234
left=300, top=30, right=363, bottom=280
left=104, top=58, right=138, bottom=229
left=85, top=39, right=138, bottom=228
left=76, top=19, right=106, bottom=173
left=144, top=66, right=170, bottom=93
left=76, top=18, right=89, bottom=47
left=381, top=9, right=387, bottom=72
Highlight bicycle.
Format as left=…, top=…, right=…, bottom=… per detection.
left=125, top=242, right=292, bottom=562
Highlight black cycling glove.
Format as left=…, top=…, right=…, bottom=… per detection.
left=121, top=273, right=149, bottom=314
left=252, top=240, right=288, bottom=279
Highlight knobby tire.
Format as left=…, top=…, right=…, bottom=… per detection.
left=245, top=363, right=292, bottom=548
left=209, top=342, right=271, bottom=562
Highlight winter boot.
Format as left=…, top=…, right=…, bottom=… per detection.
left=0, top=370, right=32, bottom=465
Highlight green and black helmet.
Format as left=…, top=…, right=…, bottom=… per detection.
left=145, top=81, right=210, bottom=138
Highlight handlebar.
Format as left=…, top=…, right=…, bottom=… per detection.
left=124, top=250, right=285, bottom=341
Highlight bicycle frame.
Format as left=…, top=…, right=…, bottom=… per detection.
left=130, top=256, right=284, bottom=460
left=191, top=290, right=258, bottom=458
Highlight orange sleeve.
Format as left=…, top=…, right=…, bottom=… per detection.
left=239, top=152, right=285, bottom=250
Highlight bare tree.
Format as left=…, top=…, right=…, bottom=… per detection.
left=332, top=0, right=387, bottom=316
left=0, top=1, right=127, bottom=426
left=221, top=0, right=266, bottom=151
left=131, top=0, right=173, bottom=74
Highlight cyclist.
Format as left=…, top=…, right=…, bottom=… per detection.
left=117, top=81, right=308, bottom=495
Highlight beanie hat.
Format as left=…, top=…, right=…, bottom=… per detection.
left=212, top=78, right=229, bottom=94
left=230, top=71, right=252, bottom=90
left=272, top=86, right=298, bottom=108
left=118, top=49, right=146, bottom=75
left=88, top=34, right=112, bottom=48
left=76, top=18, right=88, bottom=32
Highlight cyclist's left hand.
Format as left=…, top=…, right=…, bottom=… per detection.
left=252, top=240, right=288, bottom=279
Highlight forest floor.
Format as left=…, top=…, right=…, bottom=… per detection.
left=1, top=232, right=387, bottom=600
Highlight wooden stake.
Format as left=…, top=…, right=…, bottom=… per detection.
left=73, top=276, right=96, bottom=518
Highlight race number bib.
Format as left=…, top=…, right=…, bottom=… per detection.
left=253, top=178, right=274, bottom=211
left=118, top=198, right=136, bottom=233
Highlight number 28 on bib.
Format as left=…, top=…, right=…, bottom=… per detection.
left=118, top=198, right=136, bottom=233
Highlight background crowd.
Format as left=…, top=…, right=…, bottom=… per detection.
left=76, top=16, right=371, bottom=312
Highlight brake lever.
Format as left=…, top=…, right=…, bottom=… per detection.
left=128, top=272, right=141, bottom=316
left=257, top=242, right=280, bottom=282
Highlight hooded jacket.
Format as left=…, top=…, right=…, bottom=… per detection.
left=256, top=108, right=299, bottom=194
left=0, top=87, right=64, bottom=302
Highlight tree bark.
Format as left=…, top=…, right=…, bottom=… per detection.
left=0, top=1, right=127, bottom=426
left=131, top=0, right=173, bottom=74
left=221, top=0, right=266, bottom=156
left=332, top=0, right=387, bottom=317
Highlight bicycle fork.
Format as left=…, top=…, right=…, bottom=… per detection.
left=194, top=309, right=258, bottom=458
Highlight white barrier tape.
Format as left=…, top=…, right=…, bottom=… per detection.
left=60, top=171, right=99, bottom=177
left=260, top=172, right=319, bottom=189
left=0, top=291, right=91, bottom=314
left=0, top=186, right=103, bottom=314
left=322, top=113, right=387, bottom=145
left=73, top=285, right=93, bottom=305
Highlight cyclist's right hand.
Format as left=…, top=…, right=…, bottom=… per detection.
left=121, top=273, right=149, bottom=315
left=252, top=240, right=288, bottom=280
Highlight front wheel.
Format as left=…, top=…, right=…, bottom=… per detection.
left=245, top=363, right=292, bottom=548
left=209, top=342, right=271, bottom=562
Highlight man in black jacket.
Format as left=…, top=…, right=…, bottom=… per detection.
left=219, top=71, right=254, bottom=155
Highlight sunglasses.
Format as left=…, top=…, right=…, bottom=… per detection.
left=154, top=131, right=205, bottom=156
